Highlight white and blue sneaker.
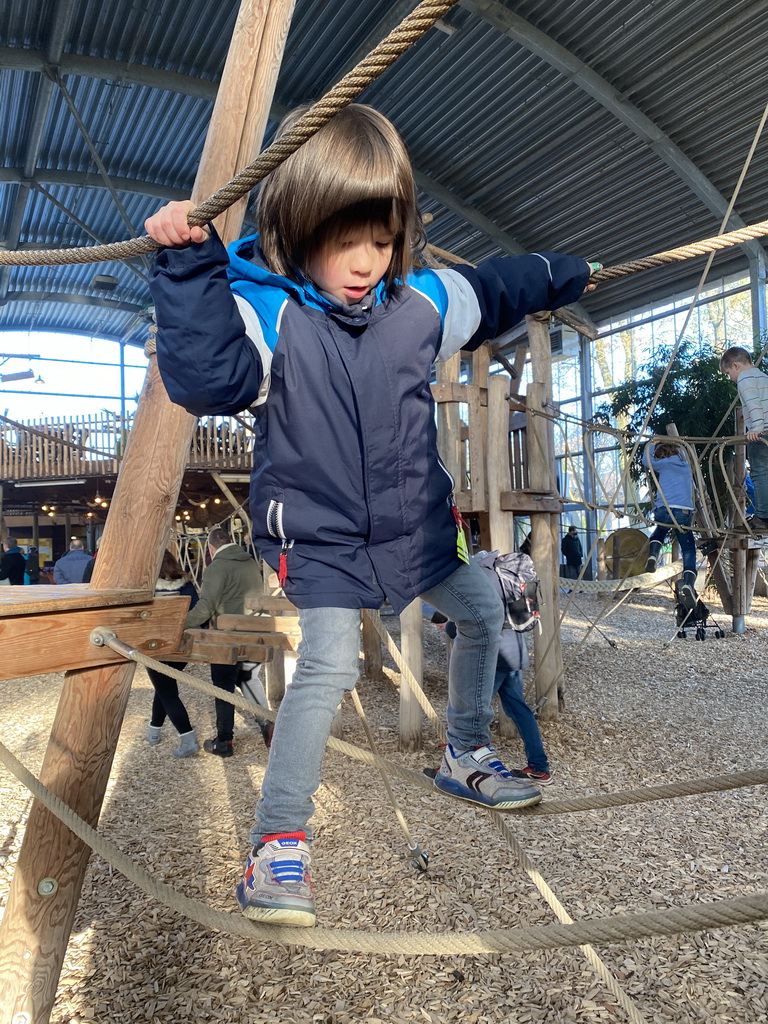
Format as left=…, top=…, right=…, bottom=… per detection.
left=236, top=832, right=315, bottom=927
left=434, top=744, right=542, bottom=810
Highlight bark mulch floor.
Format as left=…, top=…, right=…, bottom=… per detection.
left=1, top=586, right=766, bottom=1023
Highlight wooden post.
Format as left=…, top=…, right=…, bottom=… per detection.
left=525, top=313, right=563, bottom=720
left=436, top=354, right=462, bottom=494
left=361, top=610, right=384, bottom=680
left=486, top=375, right=518, bottom=741
left=398, top=599, right=423, bottom=751
left=0, top=2, right=297, bottom=1019
left=732, top=410, right=747, bottom=633
left=486, top=374, right=515, bottom=554
left=526, top=379, right=563, bottom=721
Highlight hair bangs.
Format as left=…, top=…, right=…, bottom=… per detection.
left=257, top=104, right=422, bottom=289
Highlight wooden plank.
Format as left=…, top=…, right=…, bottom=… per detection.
left=0, top=584, right=152, bottom=617
left=216, top=613, right=300, bottom=633
left=430, top=381, right=487, bottom=406
left=183, top=627, right=297, bottom=651
left=0, top=599, right=189, bottom=682
left=500, top=490, right=564, bottom=514
left=165, top=640, right=275, bottom=664
left=244, top=594, right=297, bottom=613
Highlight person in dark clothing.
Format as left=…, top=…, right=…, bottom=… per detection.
left=53, top=538, right=91, bottom=584
left=145, top=550, right=200, bottom=758
left=25, top=545, right=40, bottom=584
left=183, top=527, right=263, bottom=757
left=560, top=525, right=583, bottom=579
left=0, top=541, right=26, bottom=585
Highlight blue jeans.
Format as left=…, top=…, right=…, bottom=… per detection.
left=252, top=559, right=503, bottom=844
left=748, top=440, right=768, bottom=518
left=494, top=667, right=549, bottom=773
left=648, top=507, right=696, bottom=573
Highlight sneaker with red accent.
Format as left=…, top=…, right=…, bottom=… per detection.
left=511, top=765, right=554, bottom=786
left=236, top=832, right=315, bottom=927
left=433, top=743, right=542, bottom=810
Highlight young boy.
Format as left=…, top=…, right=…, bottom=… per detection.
left=146, top=103, right=593, bottom=927
left=720, top=346, right=768, bottom=531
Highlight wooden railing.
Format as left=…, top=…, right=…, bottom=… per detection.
left=0, top=412, right=256, bottom=482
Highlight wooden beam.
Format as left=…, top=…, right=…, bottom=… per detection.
left=0, top=584, right=151, bottom=617
left=244, top=594, right=297, bottom=614
left=0, top=2, right=297, bottom=1018
left=500, top=490, right=564, bottom=514
left=183, top=627, right=297, bottom=652
left=216, top=612, right=300, bottom=633
left=0, top=599, right=188, bottom=681
left=165, top=639, right=275, bottom=664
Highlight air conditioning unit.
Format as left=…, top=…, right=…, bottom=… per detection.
left=549, top=326, right=580, bottom=361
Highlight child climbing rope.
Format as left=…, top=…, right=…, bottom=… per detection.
left=145, top=103, right=595, bottom=928
left=720, top=346, right=768, bottom=532
left=643, top=439, right=698, bottom=610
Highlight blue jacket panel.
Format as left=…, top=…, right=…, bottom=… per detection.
left=150, top=233, right=588, bottom=612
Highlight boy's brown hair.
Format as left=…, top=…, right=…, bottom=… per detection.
left=653, top=440, right=682, bottom=460
left=257, top=104, right=424, bottom=292
left=719, top=346, right=754, bottom=371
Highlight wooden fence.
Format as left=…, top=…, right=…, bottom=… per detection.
left=0, top=412, right=256, bottom=481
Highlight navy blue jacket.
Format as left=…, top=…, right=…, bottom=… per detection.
left=150, top=232, right=588, bottom=612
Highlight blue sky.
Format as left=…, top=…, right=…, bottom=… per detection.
left=0, top=330, right=147, bottom=422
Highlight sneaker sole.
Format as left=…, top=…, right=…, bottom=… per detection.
left=433, top=776, right=542, bottom=810
left=241, top=904, right=316, bottom=927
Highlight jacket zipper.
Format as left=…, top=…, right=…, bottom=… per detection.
left=266, top=499, right=294, bottom=586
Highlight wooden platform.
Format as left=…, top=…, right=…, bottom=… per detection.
left=0, top=584, right=153, bottom=617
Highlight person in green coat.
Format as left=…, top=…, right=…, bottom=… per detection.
left=187, top=527, right=262, bottom=756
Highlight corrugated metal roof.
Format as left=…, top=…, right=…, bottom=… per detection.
left=0, top=0, right=766, bottom=347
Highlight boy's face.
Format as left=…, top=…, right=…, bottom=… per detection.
left=723, top=362, right=744, bottom=382
left=308, top=224, right=394, bottom=305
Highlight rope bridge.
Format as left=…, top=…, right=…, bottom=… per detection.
left=1, top=623, right=766, bottom=957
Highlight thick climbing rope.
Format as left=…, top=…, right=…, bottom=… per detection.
left=0, top=735, right=765, bottom=954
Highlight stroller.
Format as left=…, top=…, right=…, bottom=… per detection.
left=673, top=582, right=725, bottom=640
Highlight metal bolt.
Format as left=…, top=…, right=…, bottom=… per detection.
left=147, top=640, right=158, bottom=650
left=13, top=1012, right=31, bottom=1024
left=37, top=877, right=58, bottom=897
left=139, top=610, right=151, bottom=619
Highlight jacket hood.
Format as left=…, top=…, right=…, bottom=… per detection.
left=213, top=544, right=253, bottom=563
left=155, top=576, right=188, bottom=592
left=227, top=233, right=387, bottom=318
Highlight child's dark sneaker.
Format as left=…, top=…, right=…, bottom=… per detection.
left=236, top=832, right=315, bottom=927
left=433, top=743, right=541, bottom=810
left=511, top=765, right=553, bottom=786
left=203, top=737, right=234, bottom=758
